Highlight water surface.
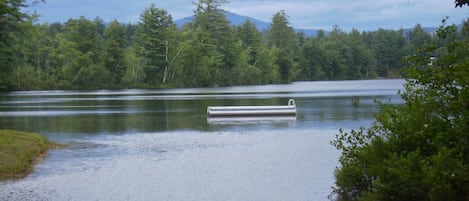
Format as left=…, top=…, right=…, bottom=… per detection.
left=0, top=79, right=404, bottom=201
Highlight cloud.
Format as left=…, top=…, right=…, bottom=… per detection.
left=28, top=0, right=468, bottom=31
left=226, top=1, right=332, bottom=22
left=232, top=0, right=467, bottom=30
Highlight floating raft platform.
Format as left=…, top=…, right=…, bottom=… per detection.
left=207, top=99, right=297, bottom=117
left=207, top=116, right=297, bottom=125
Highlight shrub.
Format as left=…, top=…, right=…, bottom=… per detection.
left=331, top=18, right=469, bottom=201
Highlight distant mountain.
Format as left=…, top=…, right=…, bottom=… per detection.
left=174, top=11, right=270, bottom=30
left=174, top=11, right=324, bottom=37
left=225, top=11, right=271, bottom=30
left=174, top=16, right=193, bottom=27
left=294, top=28, right=322, bottom=37
left=402, top=27, right=439, bottom=34
left=175, top=11, right=441, bottom=37
left=422, top=27, right=438, bottom=33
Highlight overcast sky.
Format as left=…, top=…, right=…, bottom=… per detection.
left=26, top=0, right=468, bottom=31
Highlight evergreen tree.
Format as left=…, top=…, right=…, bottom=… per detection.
left=298, top=38, right=325, bottom=81
left=268, top=10, right=298, bottom=83
left=103, top=20, right=127, bottom=85
left=236, top=19, right=262, bottom=66
left=346, top=29, right=377, bottom=79
left=134, top=4, right=173, bottom=86
left=372, top=29, right=406, bottom=77
left=190, top=0, right=238, bottom=86
left=408, top=23, right=433, bottom=48
left=321, top=26, right=348, bottom=80
left=268, top=10, right=296, bottom=53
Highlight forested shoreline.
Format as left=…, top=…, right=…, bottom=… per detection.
left=1, top=0, right=467, bottom=90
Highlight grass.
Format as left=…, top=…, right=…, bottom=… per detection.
left=0, top=129, right=64, bottom=181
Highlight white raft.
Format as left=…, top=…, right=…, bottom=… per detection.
left=207, top=116, right=297, bottom=125
left=207, top=99, right=296, bottom=117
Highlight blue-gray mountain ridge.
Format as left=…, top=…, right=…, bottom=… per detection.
left=174, top=11, right=322, bottom=36
left=174, top=11, right=439, bottom=37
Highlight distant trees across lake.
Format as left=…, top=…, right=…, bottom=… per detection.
left=1, top=0, right=468, bottom=90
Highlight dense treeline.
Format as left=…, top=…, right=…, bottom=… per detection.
left=0, top=0, right=467, bottom=90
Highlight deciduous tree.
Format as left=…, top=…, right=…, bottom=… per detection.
left=0, top=0, right=33, bottom=89
left=332, top=18, right=469, bottom=201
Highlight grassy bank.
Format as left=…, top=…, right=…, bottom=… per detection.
left=0, top=129, right=64, bottom=180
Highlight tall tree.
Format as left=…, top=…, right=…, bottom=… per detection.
left=236, top=19, right=262, bottom=66
left=346, top=29, right=377, bottom=79
left=13, top=14, right=49, bottom=89
left=298, top=38, right=325, bottom=81
left=189, top=0, right=238, bottom=86
left=0, top=0, right=32, bottom=90
left=372, top=29, right=406, bottom=77
left=103, top=20, right=127, bottom=85
left=321, top=26, right=349, bottom=80
left=134, top=4, right=173, bottom=86
left=231, top=19, right=266, bottom=85
left=60, top=17, right=103, bottom=88
left=408, top=23, right=433, bottom=48
left=268, top=10, right=296, bottom=53
left=268, top=10, right=298, bottom=82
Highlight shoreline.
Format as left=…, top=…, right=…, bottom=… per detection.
left=0, top=130, right=65, bottom=181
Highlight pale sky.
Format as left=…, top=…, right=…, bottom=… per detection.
left=25, top=0, right=468, bottom=31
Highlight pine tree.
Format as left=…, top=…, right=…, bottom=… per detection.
left=134, top=4, right=173, bottom=86
left=103, top=20, right=127, bottom=85
left=268, top=10, right=298, bottom=83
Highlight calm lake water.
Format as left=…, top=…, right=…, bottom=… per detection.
left=0, top=79, right=405, bottom=201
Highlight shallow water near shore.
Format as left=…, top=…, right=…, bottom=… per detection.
left=0, top=79, right=404, bottom=201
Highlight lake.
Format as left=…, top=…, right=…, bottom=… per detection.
left=0, top=79, right=405, bottom=201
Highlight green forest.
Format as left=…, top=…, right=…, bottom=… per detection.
left=1, top=0, right=467, bottom=90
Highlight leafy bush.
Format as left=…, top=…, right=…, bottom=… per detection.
left=331, top=18, right=469, bottom=201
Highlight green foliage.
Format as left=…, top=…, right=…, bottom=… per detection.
left=0, top=1, right=459, bottom=90
left=268, top=10, right=298, bottom=83
left=0, top=0, right=29, bottom=90
left=371, top=28, right=406, bottom=77
left=298, top=38, right=325, bottom=80
left=408, top=24, right=433, bottom=48
left=103, top=20, right=127, bottom=85
left=237, top=20, right=262, bottom=65
left=0, top=129, right=63, bottom=180
left=190, top=0, right=239, bottom=86
left=332, top=18, right=469, bottom=201
left=134, top=4, right=173, bottom=86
